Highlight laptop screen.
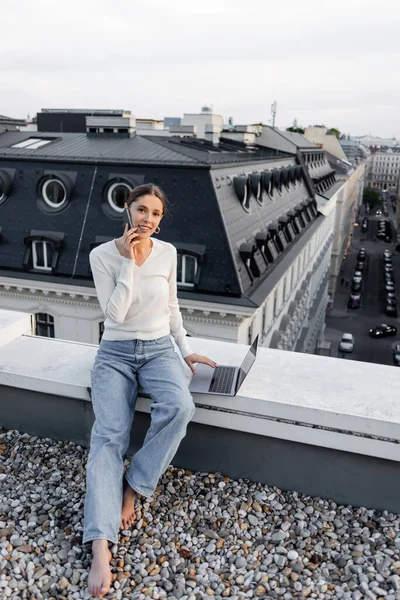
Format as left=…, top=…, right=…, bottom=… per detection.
left=235, top=335, right=259, bottom=393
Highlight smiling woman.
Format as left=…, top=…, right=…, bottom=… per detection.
left=84, top=182, right=216, bottom=598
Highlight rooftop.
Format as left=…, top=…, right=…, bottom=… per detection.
left=0, top=131, right=287, bottom=167
left=2, top=428, right=400, bottom=599
left=2, top=311, right=400, bottom=598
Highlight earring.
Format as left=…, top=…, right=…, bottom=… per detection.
left=155, top=226, right=160, bottom=234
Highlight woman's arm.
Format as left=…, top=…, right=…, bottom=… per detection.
left=168, top=248, right=192, bottom=358
left=90, top=250, right=140, bottom=324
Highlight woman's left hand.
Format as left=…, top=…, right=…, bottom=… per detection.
left=184, top=353, right=217, bottom=375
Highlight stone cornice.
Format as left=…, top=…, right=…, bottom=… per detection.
left=0, top=276, right=251, bottom=322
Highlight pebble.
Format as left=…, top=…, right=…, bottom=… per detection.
left=2, top=428, right=400, bottom=600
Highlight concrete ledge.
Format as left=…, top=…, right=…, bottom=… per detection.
left=1, top=309, right=400, bottom=512
left=1, top=383, right=399, bottom=513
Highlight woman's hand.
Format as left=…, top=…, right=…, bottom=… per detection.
left=118, top=223, right=140, bottom=260
left=184, top=353, right=217, bottom=375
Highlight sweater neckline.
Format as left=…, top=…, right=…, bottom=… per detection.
left=113, top=237, right=157, bottom=268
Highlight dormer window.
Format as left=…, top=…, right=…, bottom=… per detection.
left=250, top=173, right=263, bottom=206
left=42, top=178, right=67, bottom=208
left=177, top=254, right=197, bottom=287
left=32, top=240, right=54, bottom=271
left=23, top=230, right=65, bottom=274
left=107, top=181, right=133, bottom=213
left=233, top=176, right=251, bottom=212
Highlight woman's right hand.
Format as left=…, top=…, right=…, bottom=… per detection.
left=119, top=224, right=140, bottom=260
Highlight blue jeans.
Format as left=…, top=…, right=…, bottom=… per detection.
left=83, top=335, right=195, bottom=544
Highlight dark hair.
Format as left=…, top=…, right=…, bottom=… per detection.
left=127, top=184, right=168, bottom=215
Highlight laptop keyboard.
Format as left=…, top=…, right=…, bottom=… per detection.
left=209, top=367, right=236, bottom=394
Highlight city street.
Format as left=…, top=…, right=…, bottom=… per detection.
left=325, top=202, right=400, bottom=366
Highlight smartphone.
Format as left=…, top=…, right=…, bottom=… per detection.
left=124, top=206, right=134, bottom=230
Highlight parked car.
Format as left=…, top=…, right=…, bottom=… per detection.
left=384, top=251, right=392, bottom=263
left=356, top=261, right=365, bottom=271
left=385, top=273, right=394, bottom=282
left=369, top=324, right=397, bottom=338
left=386, top=303, right=398, bottom=317
left=393, top=344, right=400, bottom=366
left=357, top=248, right=366, bottom=261
left=385, top=264, right=393, bottom=273
left=354, top=270, right=362, bottom=278
left=351, top=279, right=361, bottom=292
left=338, top=333, right=354, bottom=354
left=386, top=283, right=395, bottom=292
left=348, top=293, right=361, bottom=309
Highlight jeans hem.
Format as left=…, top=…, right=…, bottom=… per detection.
left=83, top=535, right=118, bottom=545
left=124, top=473, right=153, bottom=499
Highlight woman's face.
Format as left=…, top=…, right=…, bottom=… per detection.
left=129, top=194, right=164, bottom=238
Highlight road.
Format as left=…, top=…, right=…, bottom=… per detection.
left=325, top=204, right=399, bottom=366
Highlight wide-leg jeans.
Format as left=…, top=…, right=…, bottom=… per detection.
left=83, top=335, right=195, bottom=544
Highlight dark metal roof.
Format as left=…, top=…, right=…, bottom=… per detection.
left=272, top=129, right=319, bottom=149
left=0, top=131, right=201, bottom=166
left=141, top=136, right=289, bottom=165
left=0, top=131, right=289, bottom=167
left=318, top=180, right=344, bottom=200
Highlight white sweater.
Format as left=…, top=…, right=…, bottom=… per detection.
left=89, top=238, right=192, bottom=358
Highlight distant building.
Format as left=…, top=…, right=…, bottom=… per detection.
left=339, top=138, right=370, bottom=166
left=366, top=147, right=400, bottom=196
left=0, top=114, right=26, bottom=134
left=275, top=127, right=366, bottom=307
left=37, top=108, right=135, bottom=135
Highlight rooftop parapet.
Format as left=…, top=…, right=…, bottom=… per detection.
left=0, top=309, right=399, bottom=512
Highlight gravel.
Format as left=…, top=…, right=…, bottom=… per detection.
left=1, top=427, right=400, bottom=599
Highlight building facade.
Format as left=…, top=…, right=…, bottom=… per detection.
left=0, top=118, right=339, bottom=354
left=366, top=148, right=400, bottom=195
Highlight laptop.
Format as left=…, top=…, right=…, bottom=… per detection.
left=189, top=336, right=259, bottom=396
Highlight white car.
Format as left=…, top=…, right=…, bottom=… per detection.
left=339, top=333, right=354, bottom=353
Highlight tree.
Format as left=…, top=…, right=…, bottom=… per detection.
left=328, top=128, right=341, bottom=138
left=286, top=126, right=305, bottom=134
left=363, top=187, right=381, bottom=206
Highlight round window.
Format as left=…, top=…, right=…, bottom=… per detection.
left=42, top=179, right=67, bottom=208
left=107, top=182, right=132, bottom=212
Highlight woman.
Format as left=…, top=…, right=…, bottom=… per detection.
left=84, top=184, right=216, bottom=598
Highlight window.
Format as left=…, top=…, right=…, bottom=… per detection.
left=107, top=181, right=132, bottom=213
left=11, top=138, right=53, bottom=150
left=35, top=313, right=55, bottom=338
left=104, top=128, right=114, bottom=133
left=177, top=254, right=197, bottom=286
left=41, top=178, right=67, bottom=208
left=32, top=240, right=54, bottom=271
left=99, top=321, right=105, bottom=343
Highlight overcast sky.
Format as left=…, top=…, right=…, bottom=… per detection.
left=2, top=0, right=400, bottom=138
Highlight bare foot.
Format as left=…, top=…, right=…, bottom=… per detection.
left=120, top=478, right=136, bottom=530
left=87, top=540, right=112, bottom=598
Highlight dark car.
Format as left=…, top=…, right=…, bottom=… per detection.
left=393, top=344, right=400, bottom=366
left=351, top=279, right=361, bottom=292
left=356, top=261, right=365, bottom=271
left=385, top=264, right=393, bottom=272
left=348, top=293, right=361, bottom=309
left=385, top=304, right=398, bottom=317
left=369, top=324, right=397, bottom=338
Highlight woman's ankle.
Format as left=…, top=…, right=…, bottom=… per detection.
left=92, top=539, right=110, bottom=555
